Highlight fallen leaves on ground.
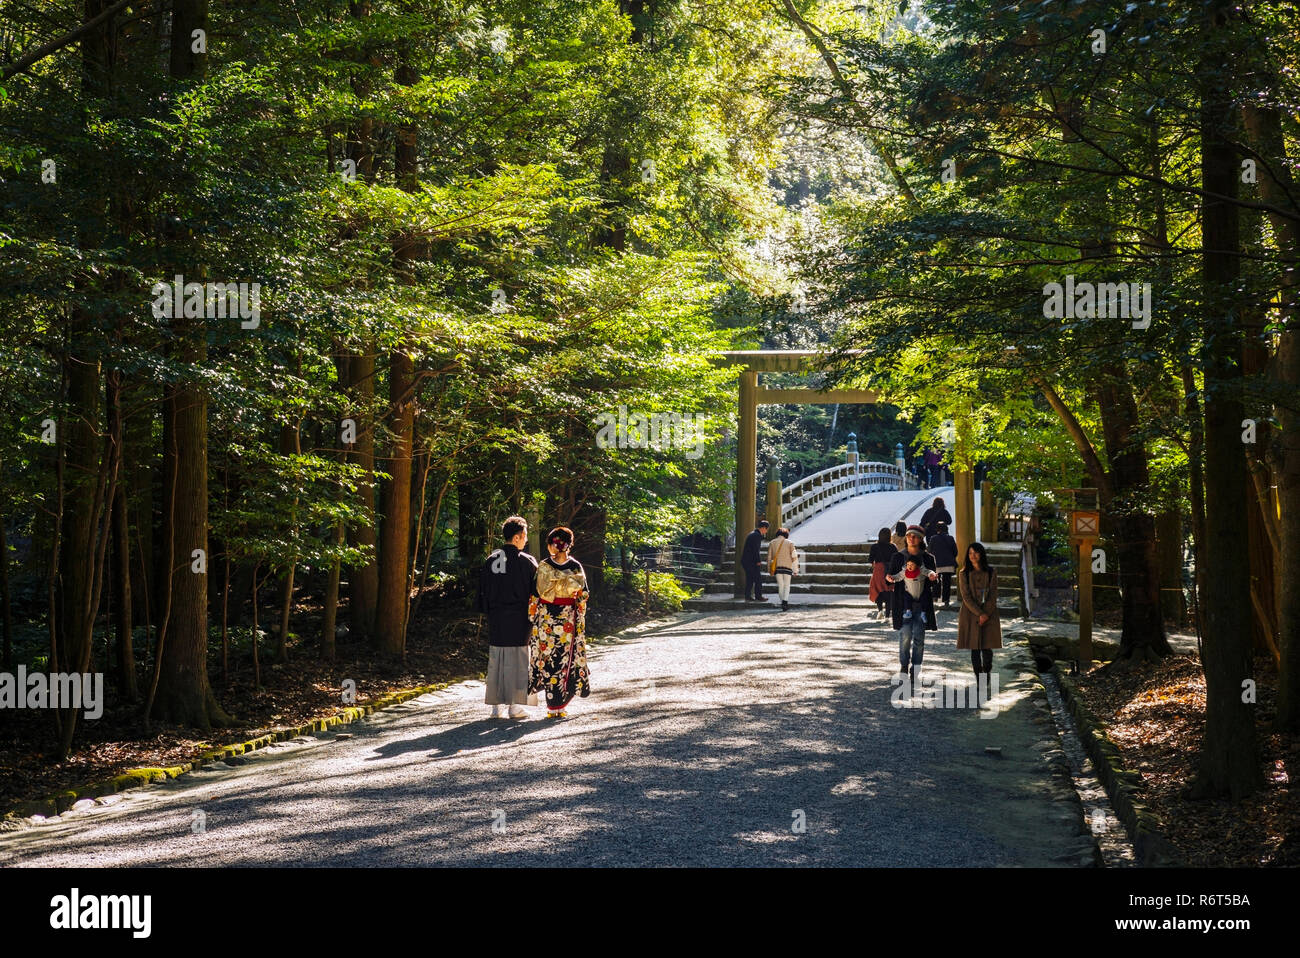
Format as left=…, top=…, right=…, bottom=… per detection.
left=1074, top=652, right=1296, bottom=867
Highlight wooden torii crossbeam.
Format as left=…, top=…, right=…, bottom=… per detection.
left=713, top=350, right=976, bottom=599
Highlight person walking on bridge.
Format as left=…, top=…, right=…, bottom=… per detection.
left=957, top=541, right=1002, bottom=703
left=741, top=520, right=769, bottom=601
left=919, top=496, right=952, bottom=540
left=888, top=525, right=938, bottom=690
left=923, top=448, right=943, bottom=488
left=890, top=520, right=907, bottom=552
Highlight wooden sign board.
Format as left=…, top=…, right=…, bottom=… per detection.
left=1069, top=509, right=1100, bottom=541
left=1068, top=509, right=1100, bottom=671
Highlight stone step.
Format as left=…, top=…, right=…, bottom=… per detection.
left=683, top=596, right=1023, bottom=613
left=705, top=582, right=873, bottom=595
left=704, top=577, right=872, bottom=592
left=722, top=553, right=888, bottom=567
left=721, top=563, right=1007, bottom=582
left=708, top=541, right=1027, bottom=617
left=694, top=589, right=1022, bottom=613
left=718, top=561, right=901, bottom=575
left=704, top=580, right=1022, bottom=596
left=720, top=562, right=1021, bottom=580
left=724, top=542, right=872, bottom=558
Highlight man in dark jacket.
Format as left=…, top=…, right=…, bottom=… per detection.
left=928, top=521, right=959, bottom=607
left=919, top=497, right=952, bottom=540
left=889, top=525, right=938, bottom=691
left=741, top=520, right=769, bottom=601
left=479, top=516, right=538, bottom=719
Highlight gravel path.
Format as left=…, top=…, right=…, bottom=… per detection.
left=0, top=605, right=1097, bottom=867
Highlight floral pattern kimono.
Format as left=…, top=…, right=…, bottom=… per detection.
left=529, top=557, right=591, bottom=712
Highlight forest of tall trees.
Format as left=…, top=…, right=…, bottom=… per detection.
left=0, top=0, right=1296, bottom=814
left=0, top=0, right=782, bottom=751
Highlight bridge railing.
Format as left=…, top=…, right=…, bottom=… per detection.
left=781, top=460, right=917, bottom=531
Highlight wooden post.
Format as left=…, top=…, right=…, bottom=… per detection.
left=980, top=480, right=996, bottom=543
left=734, top=369, right=758, bottom=598
left=1068, top=509, right=1100, bottom=671
left=1078, top=539, right=1094, bottom=669
left=954, top=468, right=976, bottom=565
left=766, top=465, right=782, bottom=534
left=953, top=418, right=976, bottom=560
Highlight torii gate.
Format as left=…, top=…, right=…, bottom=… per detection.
left=716, top=351, right=976, bottom=599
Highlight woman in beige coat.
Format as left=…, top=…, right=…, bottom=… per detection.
left=957, top=541, right=1001, bottom=699
left=769, top=528, right=798, bottom=612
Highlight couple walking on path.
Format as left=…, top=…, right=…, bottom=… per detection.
left=874, top=523, right=1003, bottom=696
left=741, top=520, right=799, bottom=611
left=478, top=517, right=591, bottom=720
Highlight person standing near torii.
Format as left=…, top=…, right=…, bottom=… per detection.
left=741, top=519, right=769, bottom=601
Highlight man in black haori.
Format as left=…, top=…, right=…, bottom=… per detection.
left=479, top=516, right=540, bottom=720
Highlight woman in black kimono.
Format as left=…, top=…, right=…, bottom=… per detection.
left=529, top=526, right=591, bottom=718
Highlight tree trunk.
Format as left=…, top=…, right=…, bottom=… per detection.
left=127, top=382, right=154, bottom=627
left=1094, top=364, right=1170, bottom=659
left=55, top=350, right=118, bottom=761
left=0, top=509, right=10, bottom=670
left=1273, top=322, right=1300, bottom=726
left=1034, top=378, right=1111, bottom=496
left=152, top=0, right=229, bottom=729
left=374, top=55, right=419, bottom=657
left=251, top=564, right=261, bottom=690
left=1246, top=465, right=1280, bottom=665
left=346, top=348, right=379, bottom=637
left=321, top=521, right=342, bottom=662
left=275, top=564, right=295, bottom=664
left=341, top=1, right=379, bottom=635
left=1193, top=1, right=1259, bottom=798
left=274, top=421, right=300, bottom=664
left=220, top=553, right=230, bottom=684
left=1154, top=507, right=1186, bottom=630
left=1240, top=101, right=1300, bottom=730
left=108, top=373, right=137, bottom=701
left=53, top=0, right=119, bottom=755
left=376, top=349, right=415, bottom=656
left=57, top=350, right=103, bottom=749
left=1182, top=363, right=1208, bottom=638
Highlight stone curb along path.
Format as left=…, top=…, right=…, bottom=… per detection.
left=1, top=677, right=473, bottom=826
left=1002, top=640, right=1105, bottom=868
left=1051, top=663, right=1182, bottom=867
